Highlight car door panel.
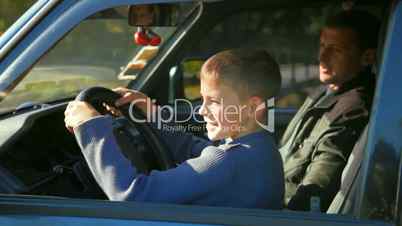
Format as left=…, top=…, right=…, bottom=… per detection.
left=0, top=196, right=392, bottom=226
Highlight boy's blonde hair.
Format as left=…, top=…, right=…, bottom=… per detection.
left=200, top=49, right=281, bottom=101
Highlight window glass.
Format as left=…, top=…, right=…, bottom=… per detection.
left=182, top=59, right=203, bottom=100
left=0, top=0, right=36, bottom=35
left=180, top=7, right=335, bottom=108
left=0, top=6, right=177, bottom=112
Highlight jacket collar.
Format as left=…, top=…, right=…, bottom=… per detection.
left=307, top=69, right=375, bottom=110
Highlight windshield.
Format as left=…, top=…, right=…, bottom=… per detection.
left=0, top=3, right=195, bottom=114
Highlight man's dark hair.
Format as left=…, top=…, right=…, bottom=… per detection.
left=324, top=10, right=380, bottom=51
left=201, top=48, right=282, bottom=100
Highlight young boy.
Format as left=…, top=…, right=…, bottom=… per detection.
left=64, top=49, right=284, bottom=209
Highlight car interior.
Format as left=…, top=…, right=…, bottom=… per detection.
left=0, top=0, right=392, bottom=218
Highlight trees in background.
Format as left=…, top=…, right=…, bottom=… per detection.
left=0, top=0, right=35, bottom=34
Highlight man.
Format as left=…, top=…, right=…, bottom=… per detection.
left=65, top=49, right=284, bottom=209
left=280, top=10, right=380, bottom=211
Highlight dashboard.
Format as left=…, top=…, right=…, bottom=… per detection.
left=0, top=103, right=105, bottom=199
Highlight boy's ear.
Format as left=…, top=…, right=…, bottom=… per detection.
left=248, top=96, right=266, bottom=117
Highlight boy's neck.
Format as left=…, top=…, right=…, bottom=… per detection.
left=228, top=126, right=265, bottom=141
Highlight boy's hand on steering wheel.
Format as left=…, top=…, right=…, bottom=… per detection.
left=113, top=87, right=157, bottom=119
left=64, top=101, right=100, bottom=133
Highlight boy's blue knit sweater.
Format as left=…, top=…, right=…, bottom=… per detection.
left=74, top=115, right=284, bottom=209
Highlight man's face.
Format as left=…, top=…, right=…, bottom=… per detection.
left=319, top=27, right=363, bottom=88
left=198, top=76, right=247, bottom=141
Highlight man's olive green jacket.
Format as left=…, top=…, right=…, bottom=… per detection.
left=280, top=72, right=375, bottom=211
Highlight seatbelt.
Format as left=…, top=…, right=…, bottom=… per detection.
left=327, top=126, right=369, bottom=213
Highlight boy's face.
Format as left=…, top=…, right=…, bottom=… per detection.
left=198, top=75, right=248, bottom=141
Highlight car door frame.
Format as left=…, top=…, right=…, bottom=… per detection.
left=356, top=0, right=402, bottom=223
left=0, top=195, right=393, bottom=226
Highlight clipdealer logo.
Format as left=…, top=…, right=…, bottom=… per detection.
left=128, top=97, right=275, bottom=133
left=255, top=98, right=275, bottom=133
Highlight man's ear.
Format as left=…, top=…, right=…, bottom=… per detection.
left=361, top=48, right=376, bottom=67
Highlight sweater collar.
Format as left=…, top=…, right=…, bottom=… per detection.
left=222, top=130, right=271, bottom=146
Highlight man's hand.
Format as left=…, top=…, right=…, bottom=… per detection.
left=113, top=87, right=157, bottom=119
left=64, top=101, right=100, bottom=133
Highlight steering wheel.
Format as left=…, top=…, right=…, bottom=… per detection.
left=75, top=87, right=175, bottom=173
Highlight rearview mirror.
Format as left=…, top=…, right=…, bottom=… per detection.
left=128, top=4, right=179, bottom=27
